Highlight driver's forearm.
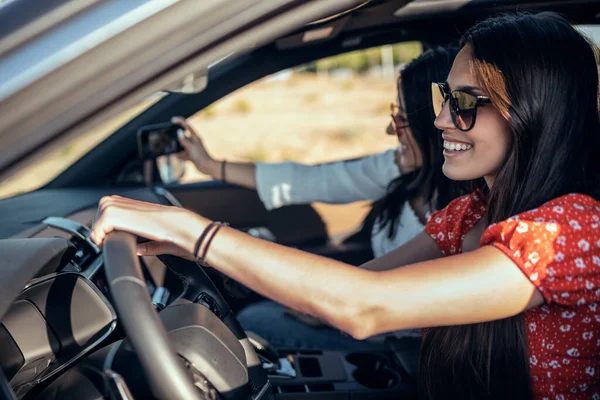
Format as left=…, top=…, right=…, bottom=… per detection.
left=180, top=215, right=381, bottom=340
left=204, top=160, right=257, bottom=189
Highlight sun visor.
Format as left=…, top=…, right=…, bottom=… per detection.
left=276, top=15, right=350, bottom=50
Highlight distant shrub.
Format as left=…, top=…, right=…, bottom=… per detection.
left=330, top=127, right=361, bottom=142
left=202, top=104, right=217, bottom=118
left=341, top=80, right=354, bottom=91
left=304, top=92, right=320, bottom=104
left=243, top=146, right=269, bottom=162
left=281, top=147, right=304, bottom=162
left=60, top=144, right=74, bottom=158
left=232, top=99, right=252, bottom=114
left=313, top=41, right=423, bottom=74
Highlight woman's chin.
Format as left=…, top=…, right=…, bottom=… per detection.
left=442, top=163, right=481, bottom=181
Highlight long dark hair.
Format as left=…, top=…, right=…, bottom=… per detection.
left=419, top=12, right=600, bottom=399
left=373, top=46, right=467, bottom=239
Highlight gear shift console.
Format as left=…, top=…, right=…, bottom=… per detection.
left=244, top=332, right=420, bottom=398
left=247, top=331, right=281, bottom=369
left=250, top=345, right=419, bottom=399
left=247, top=331, right=297, bottom=379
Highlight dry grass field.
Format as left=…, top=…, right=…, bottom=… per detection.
left=182, top=73, right=398, bottom=178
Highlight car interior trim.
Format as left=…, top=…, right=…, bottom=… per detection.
left=9, top=272, right=117, bottom=393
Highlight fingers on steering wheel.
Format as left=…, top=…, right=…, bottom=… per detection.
left=99, top=195, right=164, bottom=211
left=92, top=196, right=166, bottom=245
left=90, top=212, right=115, bottom=247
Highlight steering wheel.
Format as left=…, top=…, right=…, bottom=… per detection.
left=103, top=231, right=274, bottom=400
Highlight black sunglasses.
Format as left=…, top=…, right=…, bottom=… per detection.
left=431, top=82, right=491, bottom=131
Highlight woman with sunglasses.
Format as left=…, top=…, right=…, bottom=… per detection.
left=92, top=12, right=600, bottom=398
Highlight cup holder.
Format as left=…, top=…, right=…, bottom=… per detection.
left=346, top=352, right=399, bottom=389
left=346, top=353, right=389, bottom=369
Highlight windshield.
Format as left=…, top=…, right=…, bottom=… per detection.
left=578, top=25, right=600, bottom=41
left=0, top=92, right=167, bottom=200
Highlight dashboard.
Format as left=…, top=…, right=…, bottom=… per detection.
left=0, top=187, right=176, bottom=399
left=2, top=270, right=116, bottom=398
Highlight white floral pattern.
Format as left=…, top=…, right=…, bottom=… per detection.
left=579, top=240, right=591, bottom=252
left=569, top=220, right=582, bottom=231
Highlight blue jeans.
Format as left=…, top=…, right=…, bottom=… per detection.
left=237, top=300, right=387, bottom=352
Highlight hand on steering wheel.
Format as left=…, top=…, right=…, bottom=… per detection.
left=91, top=195, right=198, bottom=257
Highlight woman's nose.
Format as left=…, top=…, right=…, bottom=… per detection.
left=433, top=101, right=453, bottom=131
left=386, top=122, right=395, bottom=136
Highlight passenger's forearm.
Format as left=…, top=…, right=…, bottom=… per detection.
left=361, top=231, right=444, bottom=271
left=203, top=159, right=257, bottom=189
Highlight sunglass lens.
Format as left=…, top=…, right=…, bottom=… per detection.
left=452, top=91, right=477, bottom=110
left=431, top=82, right=445, bottom=117
left=451, top=91, right=478, bottom=130
left=452, top=110, right=475, bottom=131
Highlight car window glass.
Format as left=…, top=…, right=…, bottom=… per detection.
left=577, top=25, right=600, bottom=45
left=180, top=42, right=423, bottom=184
left=0, top=92, right=167, bottom=200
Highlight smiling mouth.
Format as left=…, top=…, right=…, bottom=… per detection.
left=443, top=140, right=472, bottom=152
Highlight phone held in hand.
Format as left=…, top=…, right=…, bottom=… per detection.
left=137, top=122, right=184, bottom=159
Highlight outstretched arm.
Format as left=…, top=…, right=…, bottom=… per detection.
left=174, top=116, right=406, bottom=210
left=90, top=196, right=542, bottom=339
left=174, top=117, right=258, bottom=189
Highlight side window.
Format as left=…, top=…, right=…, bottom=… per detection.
left=181, top=42, right=423, bottom=237
left=577, top=25, right=600, bottom=46
left=181, top=42, right=422, bottom=182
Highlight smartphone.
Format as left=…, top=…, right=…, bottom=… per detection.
left=137, top=122, right=185, bottom=159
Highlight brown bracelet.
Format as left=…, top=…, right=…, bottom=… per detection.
left=193, top=221, right=219, bottom=260
left=221, top=160, right=227, bottom=183
left=199, top=222, right=229, bottom=265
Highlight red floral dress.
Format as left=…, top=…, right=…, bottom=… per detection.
left=425, top=191, right=600, bottom=399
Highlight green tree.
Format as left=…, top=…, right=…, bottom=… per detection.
left=311, top=41, right=423, bottom=74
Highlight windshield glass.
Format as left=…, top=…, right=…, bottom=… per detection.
left=0, top=92, right=167, bottom=200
